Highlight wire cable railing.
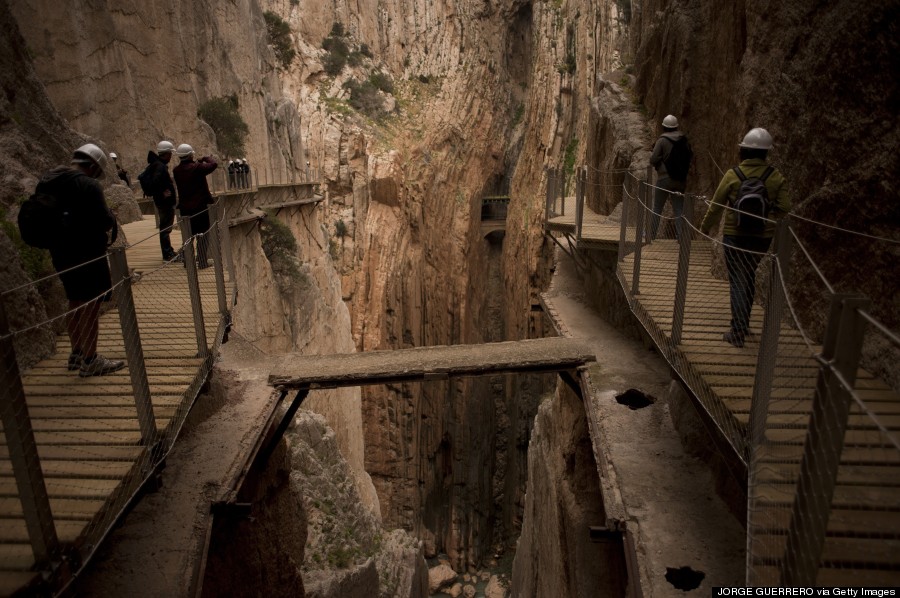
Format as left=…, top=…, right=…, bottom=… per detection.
left=0, top=198, right=236, bottom=594
left=549, top=162, right=900, bottom=586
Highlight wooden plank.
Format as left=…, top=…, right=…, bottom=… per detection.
left=0, top=459, right=134, bottom=479
left=754, top=533, right=900, bottom=567
left=755, top=463, right=900, bottom=487
left=0, top=445, right=144, bottom=462
left=752, top=565, right=900, bottom=586
left=270, top=337, right=597, bottom=389
left=0, top=545, right=37, bottom=571
left=0, top=519, right=85, bottom=544
left=753, top=483, right=900, bottom=509
left=0, top=498, right=105, bottom=520
left=0, top=478, right=121, bottom=499
left=759, top=445, right=900, bottom=465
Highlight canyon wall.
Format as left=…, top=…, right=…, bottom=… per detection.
left=10, top=0, right=304, bottom=183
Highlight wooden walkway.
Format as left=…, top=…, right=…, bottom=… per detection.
left=0, top=217, right=228, bottom=592
left=545, top=195, right=900, bottom=582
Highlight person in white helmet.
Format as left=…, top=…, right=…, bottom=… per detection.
left=31, top=144, right=125, bottom=376
left=173, top=144, right=218, bottom=269
left=140, top=141, right=179, bottom=261
left=700, top=127, right=791, bottom=347
left=109, top=152, right=131, bottom=187
left=648, top=114, right=693, bottom=240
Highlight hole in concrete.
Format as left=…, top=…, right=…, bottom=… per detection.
left=665, top=566, right=705, bottom=591
left=615, top=388, right=654, bottom=410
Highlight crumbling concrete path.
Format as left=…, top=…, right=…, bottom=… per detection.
left=542, top=248, right=745, bottom=596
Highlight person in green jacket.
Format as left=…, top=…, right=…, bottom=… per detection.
left=699, top=128, right=791, bottom=348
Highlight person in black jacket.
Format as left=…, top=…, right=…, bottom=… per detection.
left=36, top=144, right=125, bottom=377
left=110, top=152, right=131, bottom=187
left=145, top=141, right=179, bottom=261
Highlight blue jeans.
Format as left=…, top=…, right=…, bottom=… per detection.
left=650, top=177, right=686, bottom=240
left=723, top=235, right=773, bottom=335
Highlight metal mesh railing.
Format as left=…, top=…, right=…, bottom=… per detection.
left=609, top=167, right=900, bottom=585
left=0, top=199, right=234, bottom=591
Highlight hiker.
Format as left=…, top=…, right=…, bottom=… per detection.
left=173, top=143, right=217, bottom=269
left=241, top=158, right=251, bottom=188
left=699, top=128, right=790, bottom=348
left=140, top=141, right=180, bottom=261
left=227, top=160, right=238, bottom=189
left=648, top=115, right=693, bottom=240
left=34, top=144, right=125, bottom=376
left=109, top=152, right=131, bottom=187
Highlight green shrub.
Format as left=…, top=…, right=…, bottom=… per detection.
left=263, top=11, right=295, bottom=69
left=343, top=78, right=384, bottom=119
left=369, top=71, right=393, bottom=94
left=197, top=95, right=249, bottom=157
left=322, top=35, right=349, bottom=76
left=260, top=214, right=303, bottom=291
left=359, top=43, right=373, bottom=58
left=334, top=219, right=348, bottom=238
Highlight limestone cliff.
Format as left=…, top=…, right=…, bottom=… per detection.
left=11, top=0, right=305, bottom=183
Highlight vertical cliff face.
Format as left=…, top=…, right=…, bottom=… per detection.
left=11, top=0, right=304, bottom=180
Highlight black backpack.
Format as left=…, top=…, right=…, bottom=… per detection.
left=18, top=190, right=68, bottom=249
left=664, top=136, right=693, bottom=182
left=137, top=164, right=156, bottom=197
left=732, top=166, right=774, bottom=233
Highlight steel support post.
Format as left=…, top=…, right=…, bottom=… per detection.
left=670, top=194, right=694, bottom=345
left=544, top=167, right=552, bottom=224
left=207, top=202, right=228, bottom=318
left=178, top=210, right=208, bottom=357
left=0, top=301, right=60, bottom=565
left=575, top=167, right=585, bottom=242
left=748, top=220, right=792, bottom=455
left=631, top=178, right=646, bottom=296
left=109, top=249, right=157, bottom=444
left=618, top=175, right=629, bottom=262
left=779, top=294, right=870, bottom=586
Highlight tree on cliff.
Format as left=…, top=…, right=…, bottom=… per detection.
left=263, top=11, right=295, bottom=69
left=197, top=95, right=249, bottom=158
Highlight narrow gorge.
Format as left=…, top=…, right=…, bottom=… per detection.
left=0, top=0, right=895, bottom=596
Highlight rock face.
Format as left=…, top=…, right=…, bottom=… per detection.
left=289, top=412, right=427, bottom=598
left=510, top=382, right=627, bottom=597
left=10, top=0, right=305, bottom=185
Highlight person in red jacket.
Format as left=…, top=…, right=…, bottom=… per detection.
left=172, top=144, right=217, bottom=269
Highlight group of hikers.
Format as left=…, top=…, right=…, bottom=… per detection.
left=648, top=115, right=790, bottom=348
left=15, top=118, right=786, bottom=380
left=228, top=159, right=252, bottom=189
left=17, top=140, right=218, bottom=377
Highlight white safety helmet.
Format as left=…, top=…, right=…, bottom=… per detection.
left=109, top=152, right=118, bottom=160
left=662, top=114, right=679, bottom=129
left=71, top=143, right=107, bottom=176
left=738, top=127, right=773, bottom=150
left=157, top=140, right=176, bottom=154
left=175, top=143, right=195, bottom=158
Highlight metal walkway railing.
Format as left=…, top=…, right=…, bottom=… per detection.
left=544, top=165, right=900, bottom=586
left=0, top=200, right=235, bottom=595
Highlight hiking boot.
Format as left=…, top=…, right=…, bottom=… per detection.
left=79, top=354, right=126, bottom=377
left=723, top=330, right=745, bottom=348
left=67, top=352, right=83, bottom=371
